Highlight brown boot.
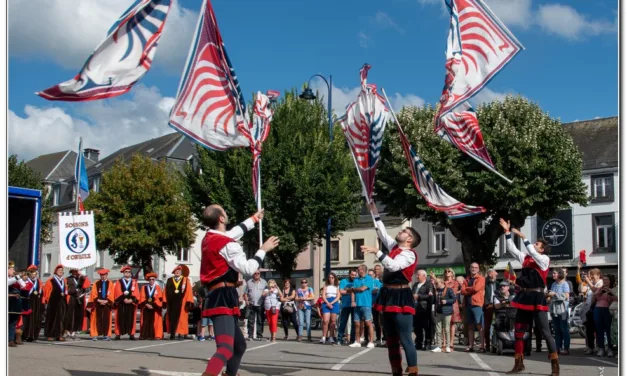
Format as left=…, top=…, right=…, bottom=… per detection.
left=549, top=353, right=559, bottom=376
left=506, top=353, right=525, bottom=374
left=406, top=365, right=419, bottom=376
left=8, top=341, right=17, bottom=347
left=15, top=330, right=23, bottom=345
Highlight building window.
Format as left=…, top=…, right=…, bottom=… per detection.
left=591, top=174, right=614, bottom=202
left=352, top=239, right=365, bottom=261
left=499, top=234, right=521, bottom=258
left=44, top=254, right=51, bottom=275
left=330, top=240, right=339, bottom=261
left=177, top=248, right=190, bottom=262
left=52, top=185, right=60, bottom=206
left=593, top=214, right=615, bottom=253
left=431, top=226, right=447, bottom=255
left=97, top=250, right=105, bottom=268
left=91, top=176, right=101, bottom=193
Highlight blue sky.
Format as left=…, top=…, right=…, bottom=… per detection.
left=8, top=0, right=618, bottom=160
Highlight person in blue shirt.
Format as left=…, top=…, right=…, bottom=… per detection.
left=337, top=270, right=358, bottom=345
left=350, top=264, right=375, bottom=348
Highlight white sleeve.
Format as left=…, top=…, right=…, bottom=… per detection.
left=17, top=278, right=26, bottom=288
left=505, top=234, right=526, bottom=264
left=375, top=249, right=415, bottom=272
left=374, top=218, right=398, bottom=251
left=219, top=241, right=266, bottom=277
left=8, top=277, right=17, bottom=285
left=225, top=218, right=256, bottom=241
left=523, top=240, right=550, bottom=271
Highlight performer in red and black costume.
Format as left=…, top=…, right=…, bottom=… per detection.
left=361, top=203, right=421, bottom=376
left=499, top=219, right=559, bottom=376
left=200, top=204, right=279, bottom=376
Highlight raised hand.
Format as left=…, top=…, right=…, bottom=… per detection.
left=499, top=218, right=511, bottom=232
left=261, top=236, right=280, bottom=252
left=254, top=209, right=265, bottom=222
left=360, top=245, right=379, bottom=255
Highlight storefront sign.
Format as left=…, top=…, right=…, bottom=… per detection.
left=537, top=209, right=573, bottom=261
left=426, top=265, right=466, bottom=277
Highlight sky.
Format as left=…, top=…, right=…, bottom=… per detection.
left=7, top=0, right=618, bottom=161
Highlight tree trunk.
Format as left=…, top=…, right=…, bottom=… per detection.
left=141, top=254, right=153, bottom=279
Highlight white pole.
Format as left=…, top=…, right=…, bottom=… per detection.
left=257, top=160, right=263, bottom=248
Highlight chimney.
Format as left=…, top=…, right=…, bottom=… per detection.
left=83, top=148, right=100, bottom=162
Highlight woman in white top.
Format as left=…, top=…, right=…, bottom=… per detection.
left=263, top=279, right=282, bottom=342
left=320, top=273, right=340, bottom=344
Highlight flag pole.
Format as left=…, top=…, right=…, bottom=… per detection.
left=75, top=137, right=82, bottom=214
left=344, top=137, right=377, bottom=226
left=257, top=159, right=263, bottom=248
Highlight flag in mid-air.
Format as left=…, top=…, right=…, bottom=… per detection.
left=168, top=0, right=251, bottom=151
left=251, top=91, right=279, bottom=199
left=434, top=0, right=523, bottom=181
left=339, top=64, right=391, bottom=201
left=503, top=261, right=516, bottom=283
left=397, top=125, right=485, bottom=218
left=74, top=140, right=90, bottom=212
left=37, top=0, right=172, bottom=101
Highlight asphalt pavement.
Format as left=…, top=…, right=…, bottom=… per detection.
left=8, top=331, right=618, bottom=376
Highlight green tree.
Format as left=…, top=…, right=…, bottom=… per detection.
left=8, top=154, right=54, bottom=244
left=85, top=154, right=196, bottom=275
left=376, top=96, right=588, bottom=269
left=183, top=90, right=362, bottom=279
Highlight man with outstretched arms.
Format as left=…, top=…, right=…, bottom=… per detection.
left=361, top=202, right=421, bottom=376
left=201, top=205, right=279, bottom=376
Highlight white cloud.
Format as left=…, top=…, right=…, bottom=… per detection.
left=483, top=0, right=533, bottom=29
left=470, top=87, right=509, bottom=106
left=8, top=0, right=197, bottom=74
left=417, top=0, right=616, bottom=40
left=536, top=4, right=616, bottom=40
left=9, top=85, right=175, bottom=161
left=310, top=81, right=425, bottom=115
left=358, top=32, right=371, bottom=48
left=373, top=11, right=405, bottom=34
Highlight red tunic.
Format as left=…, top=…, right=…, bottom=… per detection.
left=374, top=247, right=418, bottom=315
left=511, top=254, right=550, bottom=312
left=200, top=232, right=241, bottom=317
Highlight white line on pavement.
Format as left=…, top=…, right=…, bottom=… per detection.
left=247, top=342, right=278, bottom=351
left=331, top=347, right=373, bottom=371
left=587, top=357, right=618, bottom=367
left=469, top=353, right=500, bottom=376
left=115, top=339, right=193, bottom=352
left=147, top=371, right=201, bottom=376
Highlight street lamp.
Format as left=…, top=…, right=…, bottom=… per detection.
left=300, top=74, right=333, bottom=279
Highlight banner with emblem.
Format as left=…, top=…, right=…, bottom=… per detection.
left=58, top=212, right=98, bottom=269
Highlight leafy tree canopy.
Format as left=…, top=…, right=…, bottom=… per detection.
left=85, top=154, right=196, bottom=275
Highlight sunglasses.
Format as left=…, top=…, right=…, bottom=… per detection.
left=301, top=281, right=307, bottom=284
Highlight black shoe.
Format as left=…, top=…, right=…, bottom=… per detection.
left=170, top=335, right=175, bottom=340
left=535, top=346, right=542, bottom=352
left=114, top=335, right=121, bottom=340
left=129, top=336, right=136, bottom=341
left=424, top=344, right=432, bottom=351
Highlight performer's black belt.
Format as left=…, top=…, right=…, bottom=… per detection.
left=520, top=287, right=543, bottom=292
left=207, top=281, right=237, bottom=292
left=384, top=284, right=410, bottom=289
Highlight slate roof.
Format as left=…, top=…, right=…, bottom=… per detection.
left=563, top=116, right=618, bottom=171
left=26, top=150, right=96, bottom=182
left=87, top=132, right=195, bottom=176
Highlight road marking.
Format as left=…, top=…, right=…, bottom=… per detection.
left=147, top=371, right=201, bottom=376
left=331, top=347, right=373, bottom=371
left=115, top=339, right=193, bottom=352
left=247, top=342, right=278, bottom=351
left=587, top=357, right=618, bottom=366
left=469, top=353, right=500, bottom=376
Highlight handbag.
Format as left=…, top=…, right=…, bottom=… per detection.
left=283, top=302, right=295, bottom=314
left=271, top=306, right=277, bottom=315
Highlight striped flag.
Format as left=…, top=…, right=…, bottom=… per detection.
left=434, top=0, right=523, bottom=182
left=503, top=261, right=516, bottom=283
left=438, top=0, right=524, bottom=115
left=168, top=0, right=251, bottom=151
left=397, top=126, right=485, bottom=218
left=37, top=0, right=172, bottom=101
left=338, top=64, right=391, bottom=202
